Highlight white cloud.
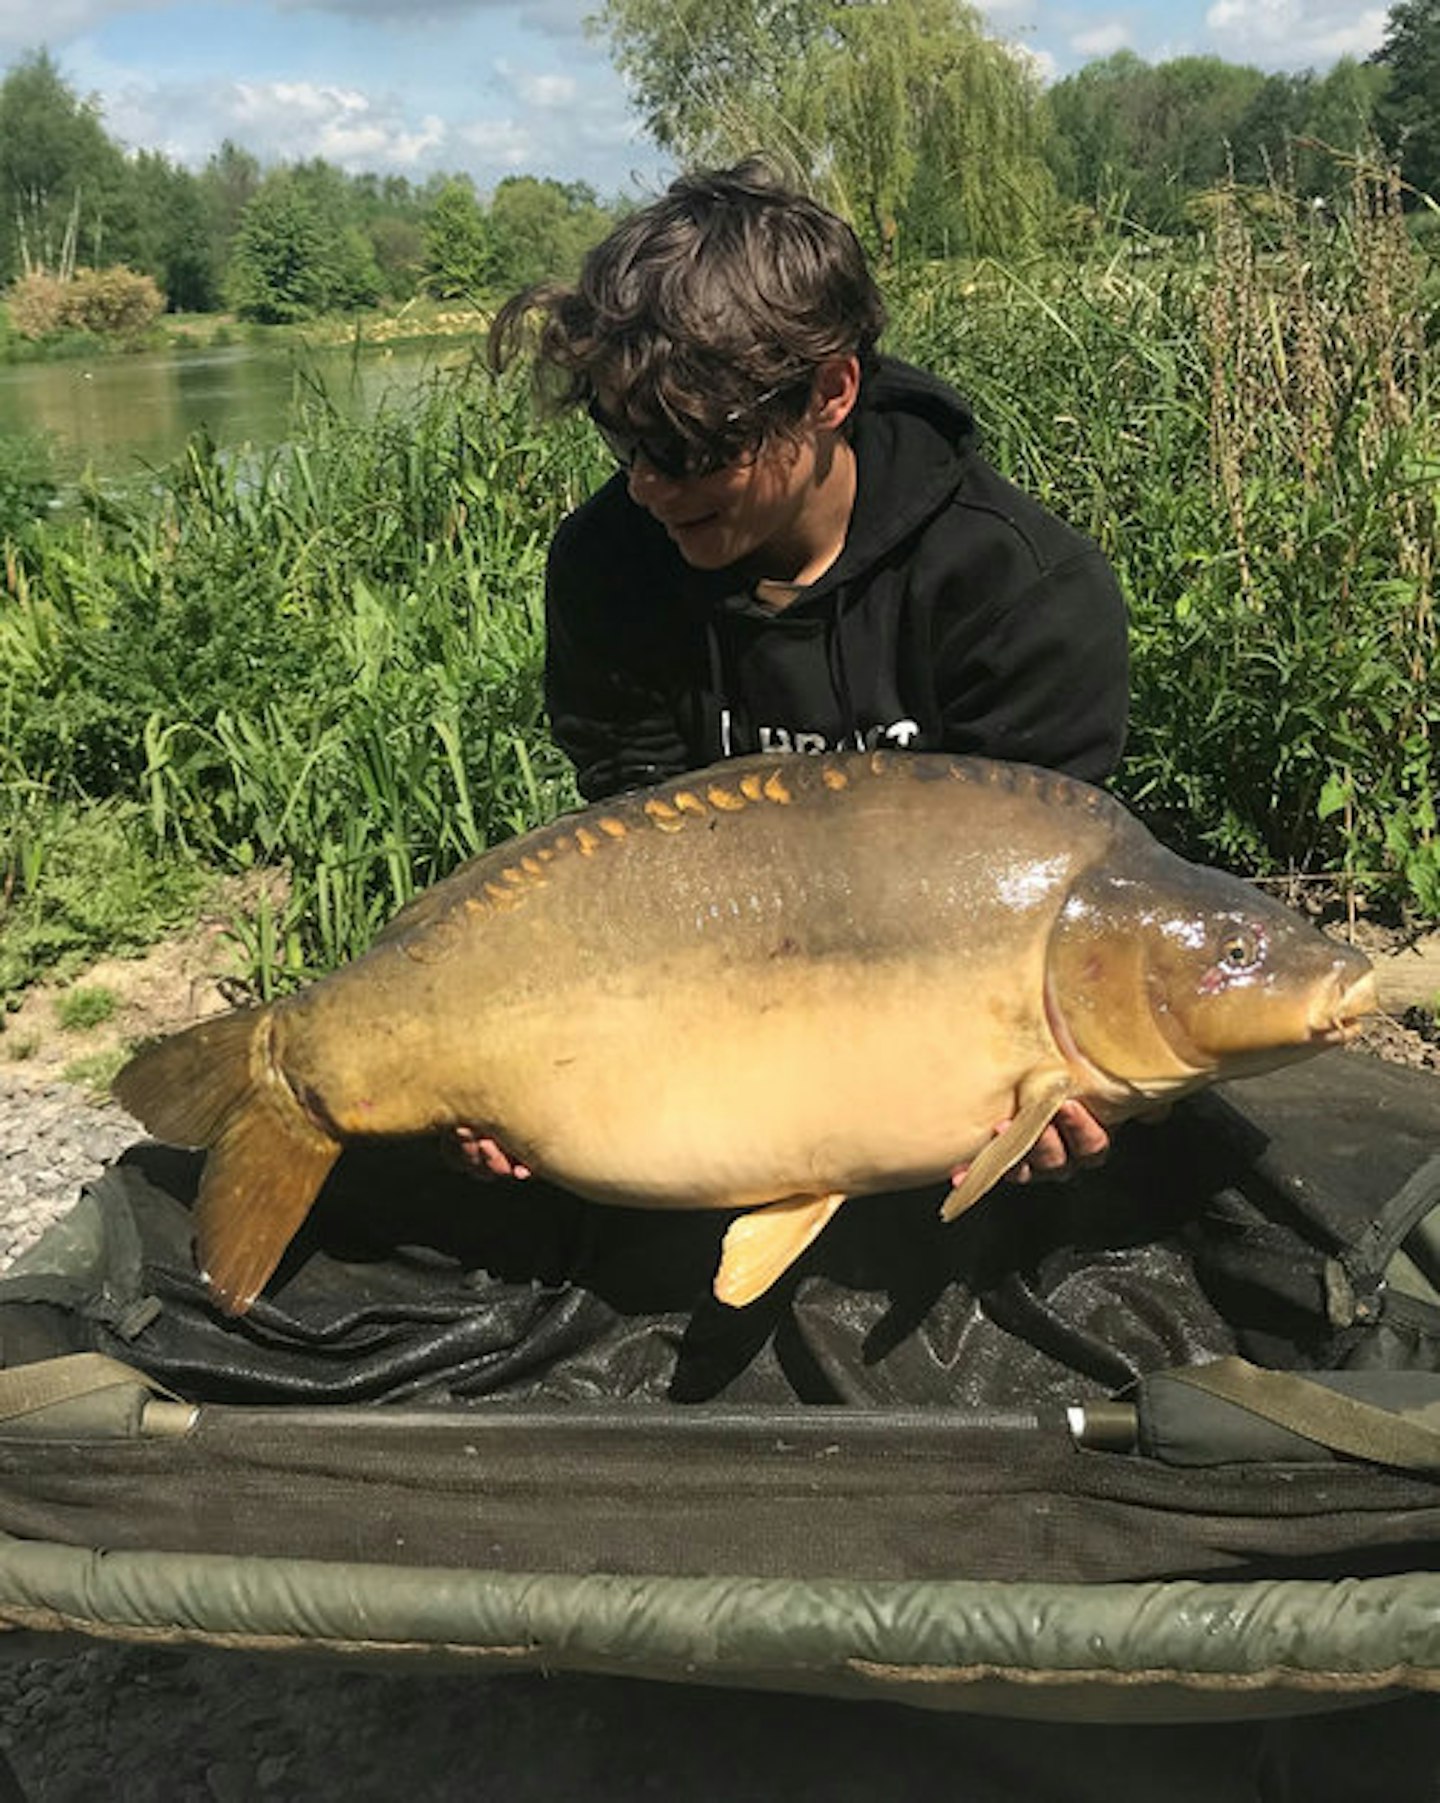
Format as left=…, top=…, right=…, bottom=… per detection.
left=508, top=67, right=573, bottom=108
left=456, top=116, right=534, bottom=171
left=222, top=78, right=446, bottom=167
left=0, top=0, right=173, bottom=53
left=1204, top=0, right=1387, bottom=64
left=1012, top=41, right=1059, bottom=83
left=1072, top=20, right=1131, bottom=57
left=92, top=70, right=454, bottom=172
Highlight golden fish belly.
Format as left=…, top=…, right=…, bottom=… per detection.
left=453, top=955, right=1056, bottom=1210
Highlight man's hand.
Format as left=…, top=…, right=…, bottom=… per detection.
left=951, top=1099, right=1111, bottom=1190
left=450, top=1128, right=532, bottom=1181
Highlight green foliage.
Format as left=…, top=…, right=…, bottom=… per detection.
left=0, top=788, right=206, bottom=995
left=226, top=174, right=334, bottom=322
left=423, top=179, right=490, bottom=299
left=124, top=150, right=219, bottom=312
left=1045, top=52, right=1386, bottom=230
left=485, top=177, right=613, bottom=289
left=889, top=158, right=1438, bottom=911
left=55, top=983, right=117, bottom=1030
left=0, top=49, right=129, bottom=283
left=0, top=431, right=57, bottom=534
left=60, top=1046, right=128, bottom=1094
left=813, top=0, right=1055, bottom=256
left=594, top=0, right=1054, bottom=258
left=1, top=365, right=591, bottom=991
left=1372, top=0, right=1440, bottom=199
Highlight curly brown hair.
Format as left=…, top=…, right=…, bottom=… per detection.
left=489, top=156, right=886, bottom=470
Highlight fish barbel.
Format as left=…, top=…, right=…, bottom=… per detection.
left=114, top=752, right=1377, bottom=1315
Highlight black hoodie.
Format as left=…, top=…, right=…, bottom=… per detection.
left=544, top=355, right=1128, bottom=801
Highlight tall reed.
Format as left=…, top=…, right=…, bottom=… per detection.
left=890, top=160, right=1438, bottom=910
left=3, top=363, right=595, bottom=992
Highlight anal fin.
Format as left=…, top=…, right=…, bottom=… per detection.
left=940, top=1070, right=1075, bottom=1223
left=714, top=1192, right=847, bottom=1308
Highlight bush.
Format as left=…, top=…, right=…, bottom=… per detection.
left=67, top=266, right=166, bottom=337
left=3, top=266, right=166, bottom=343
left=4, top=271, right=68, bottom=339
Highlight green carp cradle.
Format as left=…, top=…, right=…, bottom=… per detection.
left=114, top=751, right=1377, bottom=1317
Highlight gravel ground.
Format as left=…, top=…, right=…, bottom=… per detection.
left=0, top=1069, right=1438, bottom=1801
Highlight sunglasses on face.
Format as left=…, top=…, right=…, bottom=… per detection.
left=587, top=382, right=800, bottom=481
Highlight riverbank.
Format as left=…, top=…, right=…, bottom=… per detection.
left=0, top=299, right=490, bottom=369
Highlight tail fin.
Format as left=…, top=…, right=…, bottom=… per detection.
left=114, top=1011, right=341, bottom=1317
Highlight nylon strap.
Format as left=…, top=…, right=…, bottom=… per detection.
left=1169, top=1357, right=1440, bottom=1473
left=0, top=1353, right=182, bottom=1423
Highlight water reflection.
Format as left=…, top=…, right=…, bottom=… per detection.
left=0, top=339, right=482, bottom=483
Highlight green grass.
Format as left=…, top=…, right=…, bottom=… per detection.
left=0, top=790, right=208, bottom=999
left=889, top=161, right=1438, bottom=907
left=60, top=1046, right=129, bottom=1095
left=54, top=985, right=119, bottom=1031
left=1, top=361, right=588, bottom=995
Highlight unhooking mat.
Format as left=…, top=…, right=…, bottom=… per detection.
left=0, top=1052, right=1438, bottom=1722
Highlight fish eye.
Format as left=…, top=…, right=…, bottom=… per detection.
left=1217, top=929, right=1262, bottom=974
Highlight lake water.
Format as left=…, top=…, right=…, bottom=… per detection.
left=0, top=337, right=485, bottom=484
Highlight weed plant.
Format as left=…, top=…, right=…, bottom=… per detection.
left=890, top=157, right=1438, bottom=910
left=3, top=361, right=589, bottom=993
left=55, top=985, right=119, bottom=1031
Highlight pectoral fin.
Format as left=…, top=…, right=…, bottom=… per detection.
left=714, top=1192, right=847, bottom=1309
left=940, top=1070, right=1076, bottom=1223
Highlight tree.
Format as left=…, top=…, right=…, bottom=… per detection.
left=1371, top=0, right=1440, bottom=199
left=0, top=49, right=128, bottom=282
left=199, top=140, right=263, bottom=303
left=422, top=178, right=490, bottom=298
left=815, top=0, right=1053, bottom=255
left=367, top=214, right=426, bottom=300
left=122, top=151, right=218, bottom=312
left=226, top=173, right=331, bottom=322
left=596, top=0, right=818, bottom=168
left=594, top=0, right=1053, bottom=257
left=348, top=171, right=427, bottom=300
left=1229, top=61, right=1386, bottom=199
left=1046, top=53, right=1267, bottom=230
left=486, top=176, right=611, bottom=288
left=225, top=164, right=385, bottom=321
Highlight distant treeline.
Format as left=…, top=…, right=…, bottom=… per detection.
left=0, top=49, right=623, bottom=327
left=1, top=0, right=1438, bottom=330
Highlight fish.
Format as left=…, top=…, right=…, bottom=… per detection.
left=113, top=750, right=1377, bottom=1318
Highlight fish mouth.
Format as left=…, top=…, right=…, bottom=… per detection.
left=1311, top=966, right=1379, bottom=1045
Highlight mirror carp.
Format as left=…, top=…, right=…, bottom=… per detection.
left=114, top=752, right=1377, bottom=1317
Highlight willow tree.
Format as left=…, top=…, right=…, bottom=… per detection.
left=814, top=0, right=1054, bottom=255
left=594, top=0, right=819, bottom=169
left=592, top=0, right=1055, bottom=257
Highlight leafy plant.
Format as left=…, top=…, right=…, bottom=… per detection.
left=55, top=984, right=118, bottom=1030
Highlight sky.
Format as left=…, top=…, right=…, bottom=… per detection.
left=0, top=0, right=1393, bottom=200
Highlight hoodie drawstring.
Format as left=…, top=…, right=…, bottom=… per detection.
left=704, top=613, right=734, bottom=759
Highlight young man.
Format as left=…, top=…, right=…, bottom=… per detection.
left=476, top=157, right=1129, bottom=1186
